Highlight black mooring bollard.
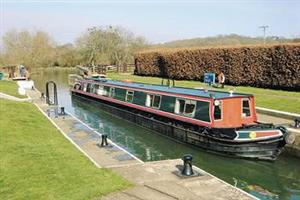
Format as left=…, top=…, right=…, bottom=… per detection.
left=181, top=154, right=194, bottom=176
left=295, top=118, right=300, bottom=128
left=60, top=107, right=65, bottom=115
left=101, top=134, right=108, bottom=146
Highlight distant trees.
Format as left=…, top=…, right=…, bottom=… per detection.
left=0, top=26, right=148, bottom=69
left=0, top=54, right=5, bottom=66
left=1, top=30, right=55, bottom=69
left=76, top=26, right=147, bottom=66
left=155, top=34, right=300, bottom=48
left=54, top=43, right=79, bottom=67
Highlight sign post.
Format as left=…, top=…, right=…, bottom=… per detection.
left=204, top=73, right=216, bottom=86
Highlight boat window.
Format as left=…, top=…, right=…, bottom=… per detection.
left=109, top=88, right=115, bottom=98
left=126, top=90, right=134, bottom=102
left=153, top=95, right=161, bottom=108
left=103, top=87, right=108, bottom=96
left=96, top=85, right=104, bottom=95
left=185, top=101, right=196, bottom=115
left=214, top=102, right=222, bottom=120
left=93, top=84, right=99, bottom=94
left=184, top=100, right=196, bottom=116
left=146, top=94, right=152, bottom=107
left=83, top=84, right=87, bottom=92
left=176, top=99, right=185, bottom=114
left=175, top=99, right=196, bottom=117
left=242, top=98, right=251, bottom=117
left=86, top=83, right=92, bottom=93
left=146, top=94, right=161, bottom=109
left=196, top=101, right=211, bottom=122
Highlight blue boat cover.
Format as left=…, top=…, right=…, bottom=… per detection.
left=103, top=80, right=250, bottom=99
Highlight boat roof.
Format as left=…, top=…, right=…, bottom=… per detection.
left=84, top=79, right=252, bottom=99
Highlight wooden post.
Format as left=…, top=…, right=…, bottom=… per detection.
left=123, top=63, right=127, bottom=73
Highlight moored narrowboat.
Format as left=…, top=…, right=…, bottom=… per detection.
left=70, top=78, right=291, bottom=160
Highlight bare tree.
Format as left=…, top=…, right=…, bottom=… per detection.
left=76, top=26, right=148, bottom=66
left=0, top=26, right=148, bottom=69
left=54, top=43, right=79, bottom=67
left=2, top=30, right=55, bottom=69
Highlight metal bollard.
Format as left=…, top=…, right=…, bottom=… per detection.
left=41, top=92, right=45, bottom=99
left=60, top=107, right=65, bottom=115
left=295, top=118, right=300, bottom=128
left=54, top=107, right=58, bottom=118
left=181, top=154, right=194, bottom=176
left=101, top=134, right=108, bottom=146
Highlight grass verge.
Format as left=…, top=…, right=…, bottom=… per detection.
left=107, top=72, right=300, bottom=114
left=0, top=80, right=26, bottom=98
left=0, top=99, right=131, bottom=200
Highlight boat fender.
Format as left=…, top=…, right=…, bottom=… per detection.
left=74, top=83, right=81, bottom=90
left=285, top=132, right=295, bottom=145
left=276, top=126, right=295, bottom=145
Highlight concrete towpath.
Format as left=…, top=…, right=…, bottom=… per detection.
left=25, top=88, right=256, bottom=200
left=103, top=160, right=254, bottom=200
left=258, top=113, right=294, bottom=125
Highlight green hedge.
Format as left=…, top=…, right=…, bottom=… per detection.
left=134, top=44, right=300, bottom=90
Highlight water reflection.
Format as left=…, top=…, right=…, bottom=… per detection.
left=32, top=68, right=300, bottom=200
left=32, top=68, right=74, bottom=110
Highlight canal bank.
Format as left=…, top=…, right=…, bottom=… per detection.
left=24, top=88, right=256, bottom=200
left=0, top=98, right=131, bottom=200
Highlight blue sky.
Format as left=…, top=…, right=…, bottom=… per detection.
left=1, top=0, right=300, bottom=44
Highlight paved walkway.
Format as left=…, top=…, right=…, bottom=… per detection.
left=104, top=160, right=254, bottom=200
left=257, top=113, right=293, bottom=125
left=25, top=89, right=256, bottom=200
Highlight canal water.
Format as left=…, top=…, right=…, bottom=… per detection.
left=32, top=68, right=300, bottom=200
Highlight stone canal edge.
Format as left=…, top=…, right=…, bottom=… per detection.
left=23, top=89, right=261, bottom=200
